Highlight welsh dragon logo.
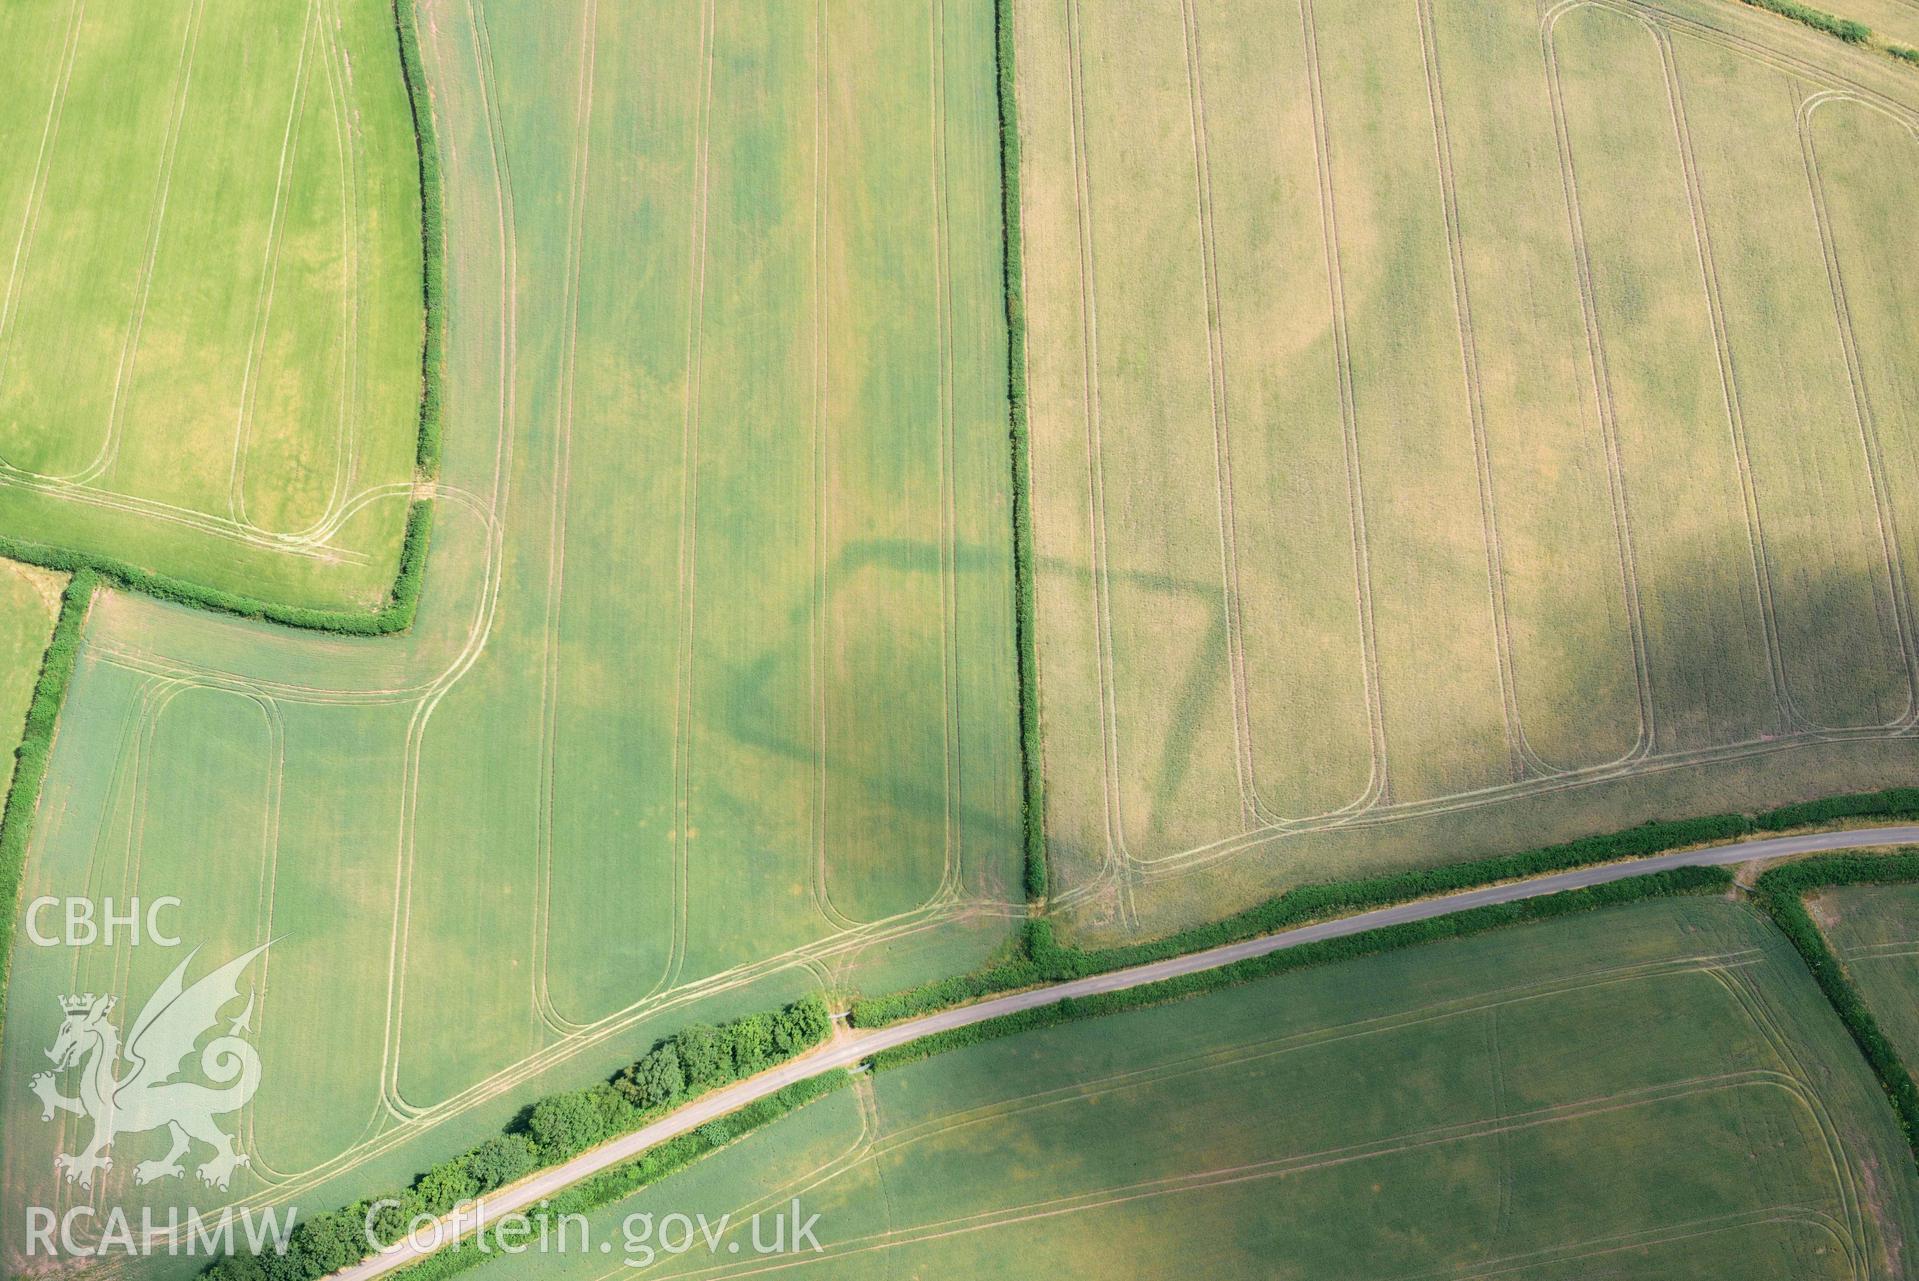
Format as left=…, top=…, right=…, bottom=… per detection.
left=30, top=943, right=269, bottom=1192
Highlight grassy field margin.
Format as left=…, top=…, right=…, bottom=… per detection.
left=0, top=571, right=97, bottom=1045
left=852, top=787, right=1919, bottom=1025
left=990, top=0, right=1046, bottom=904
left=868, top=866, right=1734, bottom=1069
left=0, top=502, right=434, bottom=637
left=1752, top=851, right=1919, bottom=1165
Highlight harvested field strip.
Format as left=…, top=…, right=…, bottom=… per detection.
left=0, top=564, right=60, bottom=804
left=0, top=1, right=197, bottom=481
left=0, top=559, right=68, bottom=1046
left=1071, top=0, right=1244, bottom=856
left=949, top=0, right=1026, bottom=913
left=1806, top=98, right=1919, bottom=710
left=819, top=0, right=958, bottom=922
left=1313, top=0, right=1513, bottom=804
left=1675, top=33, right=1912, bottom=730
left=534, top=0, right=695, bottom=1029
left=236, top=0, right=361, bottom=538
left=1014, top=0, right=1119, bottom=900
left=1194, top=0, right=1376, bottom=822
left=1546, top=3, right=1785, bottom=751
left=1430, top=0, right=1645, bottom=772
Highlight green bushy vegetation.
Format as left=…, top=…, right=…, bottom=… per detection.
left=610, top=1000, right=829, bottom=1111
left=390, top=1074, right=853, bottom=1281
left=1891, top=43, right=1919, bottom=64
left=853, top=788, right=1919, bottom=1025
left=198, top=996, right=831, bottom=1280
left=1736, top=0, right=1872, bottom=42
left=392, top=0, right=444, bottom=477
left=1753, top=853, right=1919, bottom=1165
left=989, top=0, right=1045, bottom=903
left=0, top=572, right=95, bottom=1043
left=868, top=867, right=1733, bottom=1069
left=0, top=500, right=432, bottom=637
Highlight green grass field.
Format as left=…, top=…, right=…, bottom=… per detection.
left=0, top=0, right=423, bottom=611
left=481, top=896, right=1919, bottom=1279
left=0, top=0, right=1024, bottom=1264
left=1016, top=0, right=1919, bottom=940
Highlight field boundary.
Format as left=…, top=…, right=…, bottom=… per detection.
left=852, top=786, right=1919, bottom=1025
left=0, top=570, right=96, bottom=1049
left=394, top=0, right=445, bottom=479
left=1752, top=851, right=1919, bottom=1165
left=312, top=862, right=1738, bottom=1281
left=387, top=1074, right=854, bottom=1281
left=866, top=865, right=1732, bottom=1069
left=991, top=0, right=1047, bottom=904
left=0, top=501, right=433, bottom=637
left=1731, top=0, right=1919, bottom=64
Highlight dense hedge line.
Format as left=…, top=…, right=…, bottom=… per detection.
left=853, top=787, right=1919, bottom=1025
left=389, top=1074, right=853, bottom=1281
left=392, top=0, right=445, bottom=477
left=0, top=572, right=97, bottom=1044
left=1892, top=43, right=1919, bottom=64
left=0, top=501, right=434, bottom=637
left=200, top=996, right=832, bottom=1280
left=869, top=866, right=1734, bottom=1071
left=990, top=0, right=1046, bottom=903
left=1737, top=0, right=1872, bottom=42
left=1752, top=853, right=1919, bottom=1165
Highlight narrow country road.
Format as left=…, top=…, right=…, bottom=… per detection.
left=332, top=823, right=1919, bottom=1279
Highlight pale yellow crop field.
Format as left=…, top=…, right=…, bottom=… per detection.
left=1017, top=0, right=1919, bottom=938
